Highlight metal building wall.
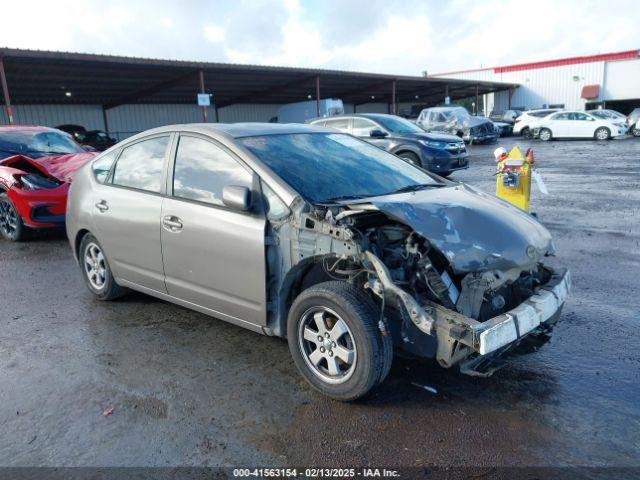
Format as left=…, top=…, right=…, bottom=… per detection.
left=0, top=103, right=284, bottom=139
left=434, top=61, right=610, bottom=111
left=0, top=104, right=104, bottom=130
left=0, top=101, right=426, bottom=136
left=603, top=59, right=640, bottom=100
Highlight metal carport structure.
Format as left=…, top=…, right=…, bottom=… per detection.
left=0, top=48, right=517, bottom=132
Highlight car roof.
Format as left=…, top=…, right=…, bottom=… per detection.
left=309, top=113, right=406, bottom=123
left=0, top=125, right=62, bottom=133
left=181, top=122, right=334, bottom=138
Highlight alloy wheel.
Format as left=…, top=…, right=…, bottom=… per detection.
left=0, top=199, right=18, bottom=238
left=298, top=306, right=357, bottom=384
left=595, top=128, right=609, bottom=140
left=84, top=242, right=107, bottom=290
left=539, top=129, right=552, bottom=141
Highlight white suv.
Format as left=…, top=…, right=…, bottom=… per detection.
left=513, top=109, right=561, bottom=138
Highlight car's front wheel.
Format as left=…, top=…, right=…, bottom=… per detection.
left=287, top=281, right=392, bottom=401
left=539, top=128, right=553, bottom=142
left=594, top=127, right=610, bottom=140
left=0, top=193, right=27, bottom=242
left=79, top=233, right=127, bottom=301
left=397, top=151, right=420, bottom=166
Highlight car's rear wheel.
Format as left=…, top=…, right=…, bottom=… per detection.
left=398, top=151, right=420, bottom=166
left=287, top=281, right=392, bottom=401
left=0, top=193, right=27, bottom=242
left=539, top=128, right=552, bottom=142
left=631, top=126, right=640, bottom=137
left=594, top=127, right=610, bottom=141
left=521, top=127, right=532, bottom=139
left=79, top=233, right=127, bottom=301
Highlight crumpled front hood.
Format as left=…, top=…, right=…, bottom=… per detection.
left=0, top=152, right=95, bottom=183
left=460, top=116, right=492, bottom=129
left=367, top=184, right=554, bottom=274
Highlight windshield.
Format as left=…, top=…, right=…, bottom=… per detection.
left=0, top=129, right=85, bottom=158
left=374, top=116, right=424, bottom=134
left=240, top=133, right=440, bottom=203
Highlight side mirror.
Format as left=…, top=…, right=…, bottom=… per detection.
left=370, top=129, right=388, bottom=138
left=223, top=185, right=251, bottom=211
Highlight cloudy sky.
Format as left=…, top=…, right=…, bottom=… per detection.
left=2, top=0, right=637, bottom=75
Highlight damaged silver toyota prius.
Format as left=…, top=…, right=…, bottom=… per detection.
left=66, top=123, right=570, bottom=401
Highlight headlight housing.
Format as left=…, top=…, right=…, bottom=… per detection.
left=419, top=139, right=446, bottom=149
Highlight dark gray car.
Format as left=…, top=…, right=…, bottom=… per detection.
left=309, top=114, right=468, bottom=176
left=67, top=123, right=570, bottom=401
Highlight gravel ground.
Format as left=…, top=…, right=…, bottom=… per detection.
left=0, top=137, right=638, bottom=470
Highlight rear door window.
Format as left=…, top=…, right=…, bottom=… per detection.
left=111, top=136, right=170, bottom=193
left=92, top=149, right=119, bottom=183
left=172, top=135, right=252, bottom=207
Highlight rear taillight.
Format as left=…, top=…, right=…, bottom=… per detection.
left=514, top=119, right=521, bottom=124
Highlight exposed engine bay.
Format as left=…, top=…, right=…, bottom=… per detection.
left=266, top=186, right=570, bottom=377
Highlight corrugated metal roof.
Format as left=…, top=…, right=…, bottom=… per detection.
left=0, top=48, right=517, bottom=108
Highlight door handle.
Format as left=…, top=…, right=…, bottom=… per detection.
left=95, top=200, right=109, bottom=212
left=162, top=215, right=183, bottom=231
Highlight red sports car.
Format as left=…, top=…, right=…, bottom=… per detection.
left=0, top=125, right=95, bottom=241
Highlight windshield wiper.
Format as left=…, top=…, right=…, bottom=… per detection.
left=320, top=194, right=370, bottom=203
left=386, top=183, right=443, bottom=194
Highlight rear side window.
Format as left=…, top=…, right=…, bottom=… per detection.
left=324, top=118, right=350, bottom=132
left=352, top=118, right=378, bottom=136
left=112, top=136, right=169, bottom=193
left=172, top=136, right=252, bottom=206
left=92, top=149, right=119, bottom=184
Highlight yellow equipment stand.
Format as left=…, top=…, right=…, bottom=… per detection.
left=496, top=146, right=532, bottom=212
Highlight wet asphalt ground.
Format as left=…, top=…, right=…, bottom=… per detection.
left=0, top=137, right=639, bottom=471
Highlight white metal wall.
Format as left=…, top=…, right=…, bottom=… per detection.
left=432, top=60, right=639, bottom=111
left=603, top=59, right=640, bottom=101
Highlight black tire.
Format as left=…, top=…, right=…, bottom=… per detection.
left=287, top=281, right=392, bottom=401
left=521, top=127, right=532, bottom=139
left=539, top=128, right=553, bottom=142
left=397, top=151, right=421, bottom=166
left=594, top=127, right=610, bottom=141
left=78, top=233, right=127, bottom=301
left=0, top=192, right=27, bottom=241
left=632, top=126, right=640, bottom=137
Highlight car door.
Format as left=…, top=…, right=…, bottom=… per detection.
left=547, top=112, right=569, bottom=137
left=92, top=134, right=171, bottom=293
left=160, top=133, right=267, bottom=327
left=573, top=112, right=596, bottom=137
